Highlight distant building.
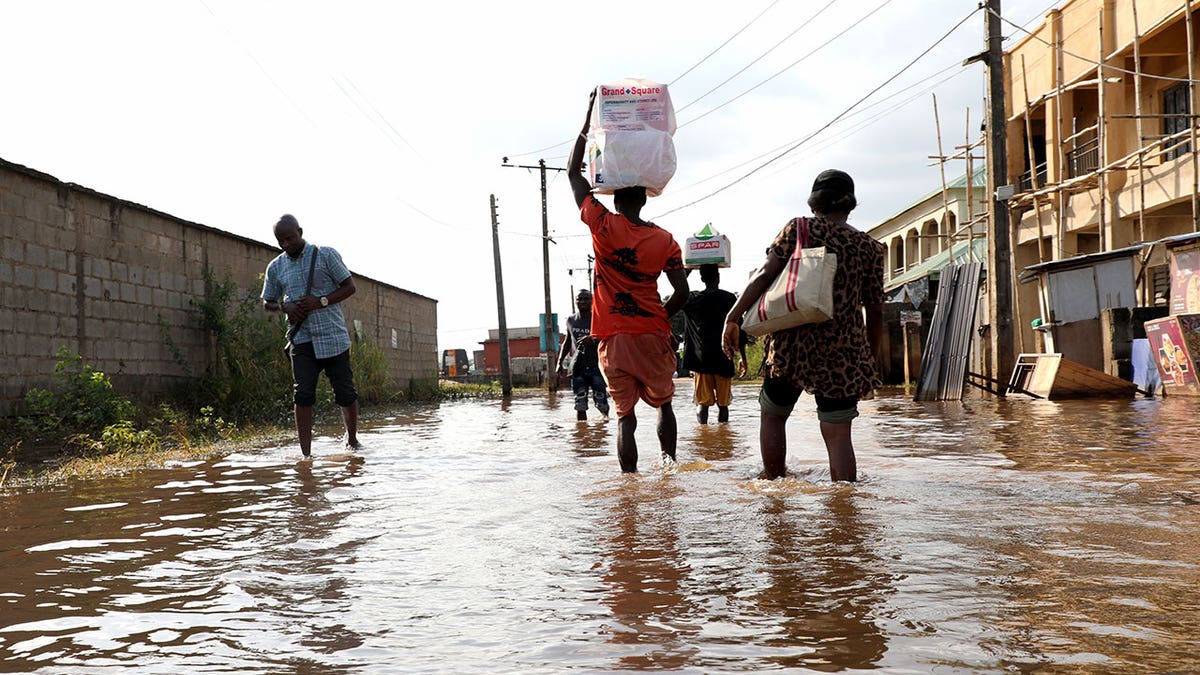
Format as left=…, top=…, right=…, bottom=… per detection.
left=866, top=174, right=987, bottom=384
left=478, top=326, right=545, bottom=377
left=867, top=172, right=988, bottom=293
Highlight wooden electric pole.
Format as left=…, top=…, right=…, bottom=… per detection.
left=984, top=0, right=1015, bottom=394
left=490, top=194, right=512, bottom=398
left=500, top=157, right=567, bottom=391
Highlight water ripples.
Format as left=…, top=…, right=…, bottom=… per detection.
left=1, top=384, right=1199, bottom=672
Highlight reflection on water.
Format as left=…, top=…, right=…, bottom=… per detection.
left=1, top=382, right=1199, bottom=673
left=753, top=491, right=889, bottom=671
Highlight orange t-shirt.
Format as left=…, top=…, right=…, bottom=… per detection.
left=580, top=195, right=683, bottom=340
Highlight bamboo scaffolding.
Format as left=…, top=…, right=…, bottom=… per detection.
left=1133, top=0, right=1148, bottom=251
left=1055, top=19, right=1067, bottom=261
left=1099, top=8, right=1109, bottom=251
left=1021, top=55, right=1048, bottom=263
left=1011, top=125, right=1195, bottom=204
left=966, top=108, right=976, bottom=262
left=932, top=94, right=953, bottom=256
left=1187, top=0, right=1200, bottom=232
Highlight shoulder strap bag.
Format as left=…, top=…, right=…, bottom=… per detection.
left=741, top=218, right=837, bottom=337
left=284, top=245, right=320, bottom=355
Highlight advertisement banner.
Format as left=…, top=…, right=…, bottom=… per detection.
left=1145, top=316, right=1200, bottom=395
left=1169, top=247, right=1200, bottom=314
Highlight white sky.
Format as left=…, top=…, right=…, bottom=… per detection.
left=2, top=0, right=1055, bottom=351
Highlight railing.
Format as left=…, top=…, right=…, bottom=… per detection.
left=1018, top=162, right=1048, bottom=192
left=1066, top=135, right=1100, bottom=178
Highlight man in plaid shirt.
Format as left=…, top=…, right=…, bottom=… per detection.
left=261, top=214, right=361, bottom=457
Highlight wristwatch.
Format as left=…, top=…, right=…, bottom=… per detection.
left=320, top=296, right=329, bottom=307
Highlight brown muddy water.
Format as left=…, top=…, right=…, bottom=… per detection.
left=1, top=380, right=1199, bottom=674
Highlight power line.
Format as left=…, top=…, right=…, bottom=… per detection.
left=674, top=0, right=836, bottom=112
left=506, top=1, right=793, bottom=160
left=342, top=75, right=425, bottom=159
left=763, top=68, right=972, bottom=181
left=653, top=6, right=982, bottom=219
left=670, top=0, right=784, bottom=86
left=989, top=5, right=1200, bottom=84
left=331, top=75, right=421, bottom=160
left=660, top=60, right=966, bottom=202
left=678, top=0, right=898, bottom=130
left=195, top=0, right=317, bottom=128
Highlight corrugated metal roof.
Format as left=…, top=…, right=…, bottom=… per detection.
left=1161, top=231, right=1200, bottom=248
left=1018, top=244, right=1143, bottom=282
left=886, top=237, right=989, bottom=292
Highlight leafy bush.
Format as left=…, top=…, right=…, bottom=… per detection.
left=351, top=337, right=401, bottom=404
left=176, top=268, right=294, bottom=425
left=20, top=346, right=137, bottom=439
left=99, top=420, right=159, bottom=454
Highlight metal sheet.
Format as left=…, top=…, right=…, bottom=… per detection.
left=915, top=262, right=982, bottom=401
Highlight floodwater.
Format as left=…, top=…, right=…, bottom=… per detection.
left=2, top=381, right=1199, bottom=674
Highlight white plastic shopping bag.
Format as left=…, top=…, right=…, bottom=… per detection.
left=587, top=78, right=677, bottom=196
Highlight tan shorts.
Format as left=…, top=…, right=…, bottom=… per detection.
left=597, top=332, right=677, bottom=418
left=693, top=372, right=733, bottom=407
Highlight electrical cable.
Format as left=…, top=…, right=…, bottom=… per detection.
left=990, top=5, right=1200, bottom=84
left=506, top=1, right=798, bottom=160
left=342, top=75, right=425, bottom=159
left=669, top=0, right=784, bottom=85
left=332, top=75, right=419, bottom=160
left=195, top=0, right=317, bottom=128
left=678, top=0, right=898, bottom=129
left=652, top=6, right=983, bottom=219
left=762, top=68, right=972, bottom=181
left=660, top=60, right=965, bottom=201
left=675, top=0, right=841, bottom=113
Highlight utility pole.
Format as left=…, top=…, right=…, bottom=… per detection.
left=500, top=157, right=567, bottom=391
left=567, top=254, right=595, bottom=319
left=567, top=254, right=595, bottom=299
left=969, top=0, right=1016, bottom=394
left=490, top=194, right=512, bottom=398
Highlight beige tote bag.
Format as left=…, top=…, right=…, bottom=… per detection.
left=742, top=218, right=837, bottom=337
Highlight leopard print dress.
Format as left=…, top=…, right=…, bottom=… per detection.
left=761, top=216, right=885, bottom=398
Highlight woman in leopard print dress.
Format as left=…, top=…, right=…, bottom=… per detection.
left=723, top=170, right=885, bottom=480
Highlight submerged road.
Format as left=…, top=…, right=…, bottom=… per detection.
left=1, top=380, right=1199, bottom=673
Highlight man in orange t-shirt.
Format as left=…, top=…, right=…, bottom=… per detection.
left=568, top=90, right=690, bottom=473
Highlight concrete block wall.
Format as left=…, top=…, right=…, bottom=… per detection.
left=0, top=158, right=438, bottom=414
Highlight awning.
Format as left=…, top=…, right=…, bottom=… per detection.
left=1017, top=243, right=1143, bottom=284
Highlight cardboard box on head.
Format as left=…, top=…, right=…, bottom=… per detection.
left=587, top=78, right=677, bottom=197
left=684, top=223, right=731, bottom=268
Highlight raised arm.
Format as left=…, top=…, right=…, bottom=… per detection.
left=567, top=89, right=597, bottom=208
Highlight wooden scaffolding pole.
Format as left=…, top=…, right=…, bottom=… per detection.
left=966, top=108, right=976, bottom=262
left=1054, top=14, right=1067, bottom=260
left=1098, top=8, right=1109, bottom=251
left=1021, top=55, right=1048, bottom=263
left=933, top=94, right=953, bottom=254
left=1187, top=0, right=1200, bottom=233
left=1133, top=0, right=1148, bottom=249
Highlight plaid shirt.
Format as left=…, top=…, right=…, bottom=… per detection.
left=261, top=243, right=352, bottom=359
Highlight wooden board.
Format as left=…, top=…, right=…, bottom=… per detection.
left=1016, top=352, right=1137, bottom=399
